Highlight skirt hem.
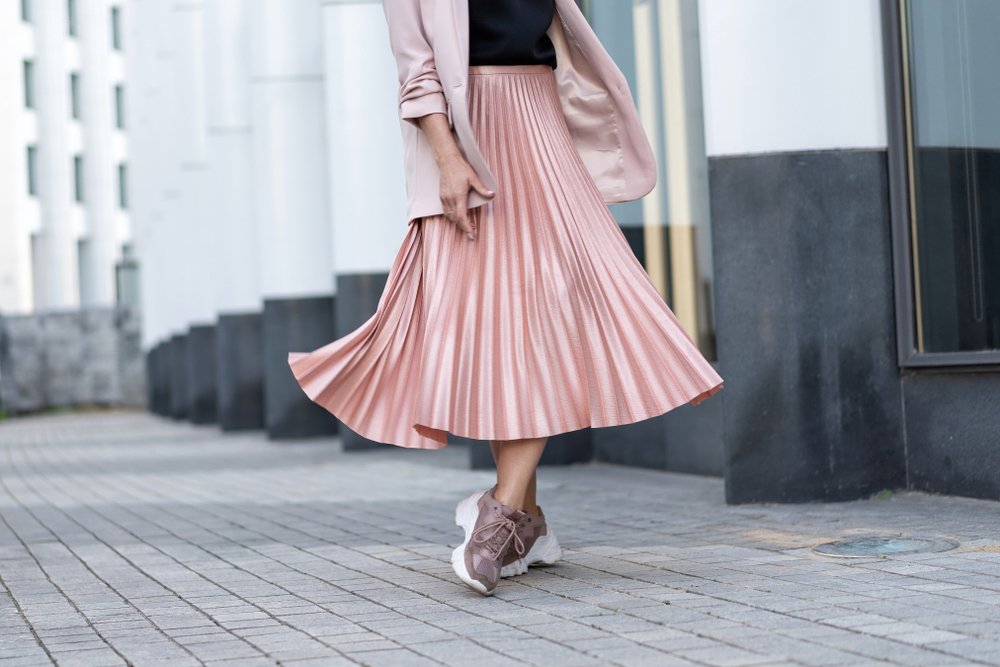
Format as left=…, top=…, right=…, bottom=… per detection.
left=323, top=378, right=725, bottom=450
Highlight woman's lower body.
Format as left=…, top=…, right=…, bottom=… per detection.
left=288, top=64, right=724, bottom=595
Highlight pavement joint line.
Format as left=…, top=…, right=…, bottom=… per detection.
left=0, top=564, right=54, bottom=665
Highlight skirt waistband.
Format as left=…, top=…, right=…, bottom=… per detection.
left=468, top=64, right=554, bottom=75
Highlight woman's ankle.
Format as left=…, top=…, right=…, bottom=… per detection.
left=492, top=484, right=526, bottom=511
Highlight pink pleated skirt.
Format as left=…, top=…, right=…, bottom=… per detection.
left=287, top=64, right=724, bottom=449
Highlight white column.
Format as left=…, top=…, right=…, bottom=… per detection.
left=249, top=0, right=332, bottom=300
left=78, top=0, right=126, bottom=306
left=173, top=0, right=214, bottom=327
left=125, top=0, right=184, bottom=348
left=320, top=0, right=408, bottom=275
left=204, top=0, right=258, bottom=314
left=34, top=0, right=78, bottom=309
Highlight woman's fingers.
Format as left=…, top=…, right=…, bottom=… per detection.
left=470, top=175, right=495, bottom=199
left=435, top=153, right=490, bottom=241
left=443, top=186, right=477, bottom=240
left=452, top=190, right=474, bottom=240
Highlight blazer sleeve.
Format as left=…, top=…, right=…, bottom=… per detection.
left=381, top=0, right=449, bottom=128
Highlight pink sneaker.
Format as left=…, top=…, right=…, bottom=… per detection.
left=451, top=489, right=526, bottom=595
left=500, top=504, right=562, bottom=578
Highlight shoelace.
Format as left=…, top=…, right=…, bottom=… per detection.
left=472, top=509, right=526, bottom=561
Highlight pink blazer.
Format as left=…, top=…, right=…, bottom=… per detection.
left=381, top=0, right=658, bottom=226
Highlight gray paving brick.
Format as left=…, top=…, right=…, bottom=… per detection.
left=3, top=410, right=1000, bottom=667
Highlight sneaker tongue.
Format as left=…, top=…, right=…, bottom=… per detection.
left=503, top=508, right=527, bottom=522
left=487, top=490, right=527, bottom=523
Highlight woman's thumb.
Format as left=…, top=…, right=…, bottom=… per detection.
left=471, top=176, right=495, bottom=199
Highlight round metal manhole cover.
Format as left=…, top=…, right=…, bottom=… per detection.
left=812, top=536, right=960, bottom=558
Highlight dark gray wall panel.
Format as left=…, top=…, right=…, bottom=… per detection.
left=709, top=149, right=906, bottom=503
left=903, top=371, right=1000, bottom=500
left=335, top=272, right=389, bottom=451
left=168, top=333, right=189, bottom=420
left=593, top=417, right=665, bottom=470
left=148, top=342, right=169, bottom=416
left=217, top=313, right=265, bottom=431
left=592, top=396, right=724, bottom=476
left=156, top=342, right=170, bottom=416
left=186, top=324, right=218, bottom=424
left=663, top=397, right=725, bottom=476
left=144, top=344, right=156, bottom=414
left=263, top=296, right=339, bottom=439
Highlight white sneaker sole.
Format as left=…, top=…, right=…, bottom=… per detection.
left=450, top=490, right=491, bottom=595
left=500, top=530, right=563, bottom=578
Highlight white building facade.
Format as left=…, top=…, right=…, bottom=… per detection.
left=0, top=0, right=130, bottom=313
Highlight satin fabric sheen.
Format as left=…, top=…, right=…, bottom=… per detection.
left=287, top=66, right=723, bottom=449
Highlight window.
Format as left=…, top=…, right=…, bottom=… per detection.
left=114, top=84, right=125, bottom=128
left=115, top=242, right=140, bottom=307
left=886, top=0, right=1000, bottom=365
left=23, top=60, right=34, bottom=108
left=27, top=145, right=38, bottom=196
left=73, top=154, right=84, bottom=202
left=111, top=6, right=122, bottom=50
left=118, top=162, right=128, bottom=209
left=21, top=0, right=30, bottom=23
left=77, top=238, right=94, bottom=304
left=31, top=232, right=45, bottom=306
left=67, top=0, right=77, bottom=36
left=70, top=72, right=81, bottom=119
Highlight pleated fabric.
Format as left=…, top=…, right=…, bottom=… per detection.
left=288, top=64, right=724, bottom=450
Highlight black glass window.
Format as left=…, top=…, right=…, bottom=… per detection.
left=111, top=6, right=122, bottom=50
left=73, top=154, right=84, bottom=202
left=27, top=145, right=38, bottom=196
left=23, top=60, right=34, bottom=108
left=118, top=162, right=128, bottom=209
left=115, top=84, right=125, bottom=128
left=70, top=72, right=81, bottom=119
left=67, top=0, right=77, bottom=36
left=902, top=0, right=1000, bottom=354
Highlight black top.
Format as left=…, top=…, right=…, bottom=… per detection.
left=468, top=0, right=558, bottom=69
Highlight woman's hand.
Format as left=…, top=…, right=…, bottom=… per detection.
left=438, top=156, right=494, bottom=240
left=417, top=112, right=495, bottom=240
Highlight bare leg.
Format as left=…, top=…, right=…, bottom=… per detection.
left=490, top=437, right=547, bottom=511
left=489, top=442, right=539, bottom=513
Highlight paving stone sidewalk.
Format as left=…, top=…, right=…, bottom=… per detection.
left=1, top=410, right=999, bottom=667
